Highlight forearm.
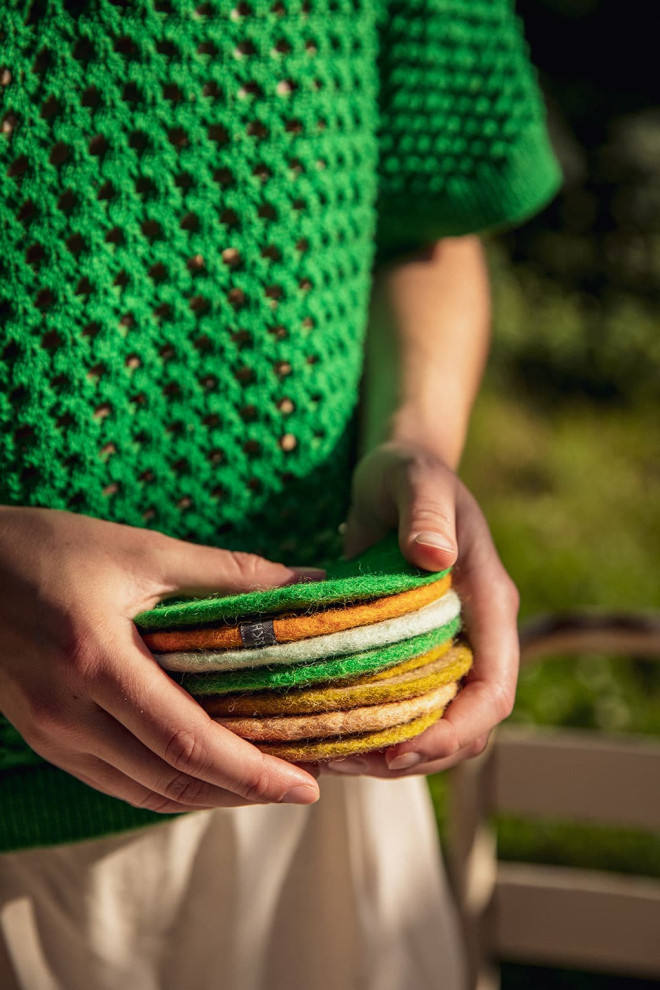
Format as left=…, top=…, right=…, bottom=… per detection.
left=359, top=236, right=491, bottom=470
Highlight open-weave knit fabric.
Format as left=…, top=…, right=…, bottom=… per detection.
left=1, top=0, right=561, bottom=570
left=0, top=0, right=561, bottom=852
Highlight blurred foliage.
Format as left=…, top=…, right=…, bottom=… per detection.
left=485, top=242, right=660, bottom=404
left=460, top=392, right=660, bottom=624
left=497, top=816, right=660, bottom=879
left=428, top=3, right=660, bottom=985
left=484, top=0, right=660, bottom=404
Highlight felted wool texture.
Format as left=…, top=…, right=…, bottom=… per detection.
left=199, top=644, right=473, bottom=717
left=156, top=590, right=461, bottom=673
left=136, top=533, right=450, bottom=631
left=368, top=644, right=459, bottom=682
left=217, top=682, right=459, bottom=742
left=142, top=574, right=452, bottom=652
left=258, top=708, right=451, bottom=763
left=179, top=622, right=461, bottom=696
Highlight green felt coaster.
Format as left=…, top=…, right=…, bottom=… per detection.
left=134, top=531, right=450, bottom=631
left=179, top=616, right=462, bottom=695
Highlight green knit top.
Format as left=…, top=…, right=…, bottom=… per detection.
left=0, top=0, right=562, bottom=852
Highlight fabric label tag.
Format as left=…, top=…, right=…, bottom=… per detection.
left=239, top=619, right=277, bottom=648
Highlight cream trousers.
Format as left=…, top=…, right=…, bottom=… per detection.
left=0, top=774, right=466, bottom=990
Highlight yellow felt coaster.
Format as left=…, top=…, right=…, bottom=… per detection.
left=143, top=574, right=452, bottom=652
left=258, top=707, right=449, bottom=762
left=367, top=640, right=455, bottom=681
left=199, top=643, right=472, bottom=717
left=216, top=682, right=458, bottom=742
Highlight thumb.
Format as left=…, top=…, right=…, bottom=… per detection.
left=341, top=505, right=392, bottom=562
left=148, top=534, right=325, bottom=602
left=397, top=464, right=459, bottom=573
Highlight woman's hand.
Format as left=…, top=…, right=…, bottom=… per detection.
left=0, top=506, right=323, bottom=812
left=326, top=440, right=520, bottom=777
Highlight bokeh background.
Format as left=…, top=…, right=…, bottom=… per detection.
left=429, top=2, right=660, bottom=987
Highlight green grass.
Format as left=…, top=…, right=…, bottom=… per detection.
left=457, top=384, right=660, bottom=737
left=461, top=387, right=660, bottom=622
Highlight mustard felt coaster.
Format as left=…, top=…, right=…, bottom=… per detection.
left=142, top=574, right=452, bottom=652
left=368, top=644, right=457, bottom=681
left=258, top=707, right=449, bottom=762
left=216, top=681, right=458, bottom=742
left=199, top=643, right=473, bottom=717
left=155, top=590, right=461, bottom=672
left=134, top=531, right=450, bottom=631
left=179, top=619, right=461, bottom=695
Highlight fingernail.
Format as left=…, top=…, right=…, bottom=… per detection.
left=281, top=784, right=320, bottom=804
left=413, top=532, right=455, bottom=552
left=288, top=567, right=326, bottom=582
left=327, top=758, right=367, bottom=774
left=387, top=752, right=422, bottom=771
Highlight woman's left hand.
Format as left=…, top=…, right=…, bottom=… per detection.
left=324, top=439, right=520, bottom=777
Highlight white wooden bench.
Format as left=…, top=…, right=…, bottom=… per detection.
left=444, top=612, right=660, bottom=990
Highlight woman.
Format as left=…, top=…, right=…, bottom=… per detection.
left=0, top=0, right=562, bottom=986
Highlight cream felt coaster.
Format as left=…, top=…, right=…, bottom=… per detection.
left=217, top=681, right=459, bottom=741
left=199, top=643, right=473, bottom=717
left=179, top=623, right=460, bottom=695
left=156, top=589, right=461, bottom=672
left=256, top=707, right=449, bottom=762
left=134, top=531, right=450, bottom=631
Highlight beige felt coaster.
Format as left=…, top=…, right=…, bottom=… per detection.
left=216, top=681, right=458, bottom=742
left=258, top=707, right=448, bottom=762
left=200, top=643, right=472, bottom=717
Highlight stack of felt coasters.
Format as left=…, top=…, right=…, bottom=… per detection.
left=134, top=533, right=473, bottom=762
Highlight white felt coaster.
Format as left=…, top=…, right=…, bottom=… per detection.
left=154, top=589, right=461, bottom=672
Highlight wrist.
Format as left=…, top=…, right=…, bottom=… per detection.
left=359, top=399, right=467, bottom=471
left=387, top=406, right=466, bottom=471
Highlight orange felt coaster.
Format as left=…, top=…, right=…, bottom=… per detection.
left=216, top=681, right=458, bottom=742
left=257, top=707, right=449, bottom=762
left=199, top=643, right=472, bottom=717
left=142, top=574, right=451, bottom=652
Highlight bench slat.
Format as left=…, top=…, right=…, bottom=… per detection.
left=495, top=862, right=660, bottom=977
left=493, top=727, right=660, bottom=831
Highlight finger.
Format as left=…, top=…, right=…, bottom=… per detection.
left=324, top=732, right=491, bottom=779
left=148, top=532, right=325, bottom=601
left=26, top=730, right=221, bottom=814
left=74, top=706, right=279, bottom=809
left=342, top=501, right=393, bottom=561
left=13, top=691, right=268, bottom=811
left=401, top=733, right=491, bottom=776
left=289, top=761, right=322, bottom=781
left=90, top=623, right=321, bottom=806
left=385, top=513, right=519, bottom=768
left=67, top=758, right=219, bottom=814
left=395, top=456, right=459, bottom=572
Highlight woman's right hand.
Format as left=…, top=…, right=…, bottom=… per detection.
left=0, top=506, right=323, bottom=813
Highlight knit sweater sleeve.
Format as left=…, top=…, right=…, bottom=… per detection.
left=374, top=0, right=563, bottom=259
